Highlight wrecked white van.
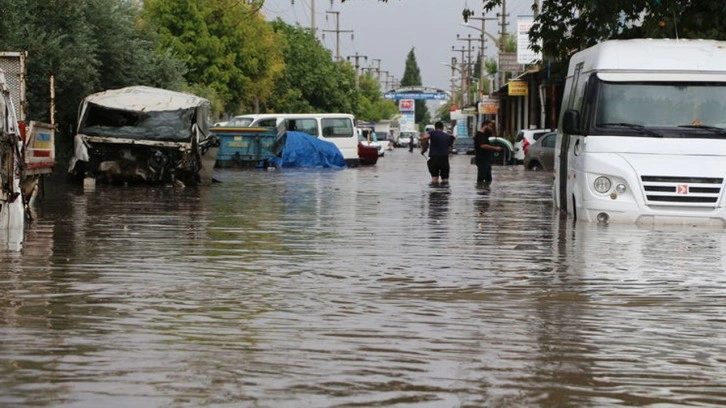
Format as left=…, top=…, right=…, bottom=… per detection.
left=69, top=86, right=218, bottom=186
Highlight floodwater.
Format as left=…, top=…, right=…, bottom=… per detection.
left=2, top=149, right=726, bottom=408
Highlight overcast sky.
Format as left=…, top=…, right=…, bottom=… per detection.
left=260, top=0, right=535, bottom=94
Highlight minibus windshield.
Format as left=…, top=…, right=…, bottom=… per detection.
left=593, top=81, right=726, bottom=136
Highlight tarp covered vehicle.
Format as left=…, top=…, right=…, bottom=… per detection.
left=271, top=130, right=347, bottom=168
left=69, top=86, right=218, bottom=186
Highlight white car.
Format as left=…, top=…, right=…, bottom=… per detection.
left=396, top=131, right=419, bottom=148
left=513, top=128, right=551, bottom=164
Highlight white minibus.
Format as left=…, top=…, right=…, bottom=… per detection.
left=226, top=113, right=359, bottom=166
left=556, top=39, right=726, bottom=225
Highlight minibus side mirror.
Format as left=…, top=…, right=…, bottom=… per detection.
left=562, top=109, right=581, bottom=135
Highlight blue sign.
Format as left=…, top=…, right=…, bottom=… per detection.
left=384, top=92, right=448, bottom=101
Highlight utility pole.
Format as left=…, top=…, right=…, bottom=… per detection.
left=451, top=45, right=468, bottom=106
left=496, top=0, right=510, bottom=87
left=463, top=13, right=498, bottom=93
left=346, top=52, right=368, bottom=89
left=442, top=57, right=461, bottom=106
left=323, top=11, right=353, bottom=62
left=291, top=0, right=317, bottom=37
left=372, top=58, right=382, bottom=82
left=457, top=33, right=477, bottom=104
left=378, top=70, right=389, bottom=90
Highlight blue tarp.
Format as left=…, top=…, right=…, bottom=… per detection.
left=271, top=131, right=347, bottom=168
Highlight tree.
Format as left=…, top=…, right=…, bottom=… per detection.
left=356, top=72, right=397, bottom=122
left=141, top=0, right=285, bottom=116
left=0, top=0, right=187, bottom=149
left=476, top=0, right=726, bottom=64
left=399, top=48, right=430, bottom=127
left=266, top=20, right=358, bottom=115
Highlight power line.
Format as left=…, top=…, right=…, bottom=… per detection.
left=322, top=11, right=353, bottom=62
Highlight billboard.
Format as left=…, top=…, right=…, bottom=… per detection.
left=398, top=99, right=415, bottom=112
left=398, top=99, right=416, bottom=132
left=517, top=17, right=542, bottom=64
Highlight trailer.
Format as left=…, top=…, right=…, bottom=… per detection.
left=211, top=126, right=279, bottom=168
left=0, top=52, right=55, bottom=246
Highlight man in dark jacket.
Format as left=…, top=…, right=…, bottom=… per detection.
left=420, top=121, right=455, bottom=183
left=473, top=120, right=503, bottom=184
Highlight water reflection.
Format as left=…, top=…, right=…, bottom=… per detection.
left=426, top=182, right=449, bottom=225
left=1, top=155, right=726, bottom=406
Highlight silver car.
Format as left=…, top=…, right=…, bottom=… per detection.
left=523, top=132, right=557, bottom=171
left=513, top=128, right=550, bottom=164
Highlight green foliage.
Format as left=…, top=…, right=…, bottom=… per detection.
left=266, top=20, right=357, bottom=115
left=356, top=73, right=397, bottom=121
left=502, top=34, right=517, bottom=52
left=435, top=101, right=453, bottom=123
left=0, top=0, right=188, bottom=148
left=480, top=0, right=726, bottom=63
left=141, top=0, right=285, bottom=116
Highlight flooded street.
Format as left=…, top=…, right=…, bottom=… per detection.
left=3, top=150, right=726, bottom=407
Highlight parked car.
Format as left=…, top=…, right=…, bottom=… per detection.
left=523, top=131, right=557, bottom=171
left=513, top=128, right=551, bottom=164
left=451, top=137, right=475, bottom=155
left=358, top=142, right=378, bottom=165
left=396, top=131, right=419, bottom=147
left=358, top=127, right=385, bottom=156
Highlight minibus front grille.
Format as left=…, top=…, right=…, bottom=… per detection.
left=641, top=175, right=723, bottom=206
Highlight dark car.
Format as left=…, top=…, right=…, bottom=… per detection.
left=358, top=142, right=378, bottom=165
left=451, top=137, right=475, bottom=155
left=523, top=131, right=557, bottom=171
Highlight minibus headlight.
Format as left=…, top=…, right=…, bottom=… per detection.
left=615, top=184, right=626, bottom=194
left=594, top=176, right=612, bottom=193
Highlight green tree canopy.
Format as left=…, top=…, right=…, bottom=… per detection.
left=356, top=72, right=397, bottom=122
left=478, top=0, right=726, bottom=63
left=141, top=0, right=285, bottom=116
left=0, top=0, right=187, bottom=141
left=266, top=20, right=358, bottom=115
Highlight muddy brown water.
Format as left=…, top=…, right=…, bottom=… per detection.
left=2, top=150, right=726, bottom=407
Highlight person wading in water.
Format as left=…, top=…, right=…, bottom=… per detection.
left=420, top=121, right=455, bottom=183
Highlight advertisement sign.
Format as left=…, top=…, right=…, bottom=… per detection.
left=398, top=99, right=416, bottom=132
left=517, top=17, right=542, bottom=64
left=498, top=52, right=520, bottom=73
left=508, top=80, right=528, bottom=96
left=384, top=92, right=448, bottom=100
left=399, top=113, right=416, bottom=132
left=479, top=98, right=499, bottom=115
left=399, top=99, right=414, bottom=112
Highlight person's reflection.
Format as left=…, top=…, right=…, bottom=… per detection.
left=427, top=183, right=450, bottom=224
left=474, top=183, right=490, bottom=215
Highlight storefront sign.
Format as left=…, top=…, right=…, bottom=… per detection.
left=508, top=81, right=528, bottom=96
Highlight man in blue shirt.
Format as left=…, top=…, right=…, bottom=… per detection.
left=420, top=121, right=455, bottom=183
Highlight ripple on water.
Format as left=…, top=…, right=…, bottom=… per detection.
left=1, top=154, right=726, bottom=406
